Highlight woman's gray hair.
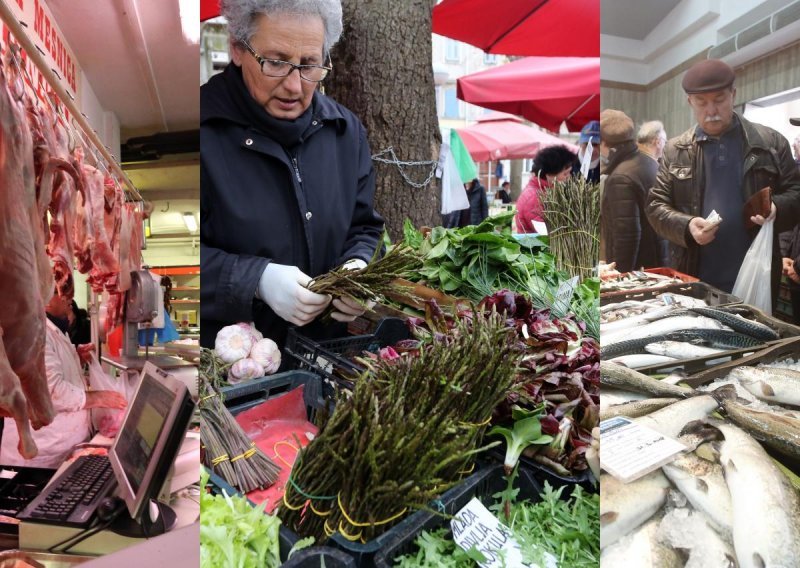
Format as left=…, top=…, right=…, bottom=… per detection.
left=637, top=120, right=665, bottom=145
left=221, top=0, right=343, bottom=56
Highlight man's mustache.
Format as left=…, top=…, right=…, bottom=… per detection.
left=704, top=116, right=723, bottom=122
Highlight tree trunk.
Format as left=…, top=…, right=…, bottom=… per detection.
left=325, top=0, right=441, bottom=240
left=510, top=159, right=524, bottom=201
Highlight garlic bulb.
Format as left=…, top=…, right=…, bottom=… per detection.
left=228, top=358, right=265, bottom=384
left=249, top=338, right=281, bottom=375
left=215, top=324, right=255, bottom=363
left=237, top=322, right=263, bottom=343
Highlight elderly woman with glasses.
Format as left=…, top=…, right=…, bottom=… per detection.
left=201, top=0, right=384, bottom=350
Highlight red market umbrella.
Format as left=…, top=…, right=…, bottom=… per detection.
left=432, top=0, right=599, bottom=57
left=201, top=0, right=219, bottom=22
left=457, top=57, right=599, bottom=132
left=456, top=112, right=576, bottom=162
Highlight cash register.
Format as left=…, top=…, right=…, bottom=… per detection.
left=17, top=362, right=195, bottom=552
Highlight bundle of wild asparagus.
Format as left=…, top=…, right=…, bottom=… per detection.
left=307, top=244, right=421, bottom=310
left=199, top=375, right=281, bottom=493
left=280, top=312, right=521, bottom=543
left=541, top=176, right=600, bottom=281
left=199, top=347, right=231, bottom=390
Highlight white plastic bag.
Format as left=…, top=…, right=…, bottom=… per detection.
left=732, top=218, right=774, bottom=314
left=87, top=354, right=136, bottom=438
left=440, top=142, right=470, bottom=215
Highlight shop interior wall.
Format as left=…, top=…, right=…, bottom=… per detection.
left=601, top=40, right=800, bottom=140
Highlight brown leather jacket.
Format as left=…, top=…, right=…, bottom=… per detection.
left=646, top=113, right=800, bottom=292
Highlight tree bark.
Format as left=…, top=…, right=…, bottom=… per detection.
left=325, top=0, right=441, bottom=240
left=510, top=159, right=524, bottom=201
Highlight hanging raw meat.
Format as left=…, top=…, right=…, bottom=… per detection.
left=82, top=163, right=119, bottom=291
left=0, top=57, right=56, bottom=458
left=72, top=148, right=95, bottom=274
left=44, top=158, right=82, bottom=299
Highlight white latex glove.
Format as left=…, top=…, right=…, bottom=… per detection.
left=330, top=258, right=374, bottom=322
left=257, top=263, right=331, bottom=326
left=750, top=202, right=776, bottom=226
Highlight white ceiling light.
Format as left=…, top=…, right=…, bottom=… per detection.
left=182, top=212, right=198, bottom=233
left=179, top=0, right=200, bottom=44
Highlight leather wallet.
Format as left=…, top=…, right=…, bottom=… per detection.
left=743, top=187, right=772, bottom=229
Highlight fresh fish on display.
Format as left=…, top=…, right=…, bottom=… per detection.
left=599, top=388, right=650, bottom=411
left=600, top=471, right=672, bottom=549
left=601, top=306, right=680, bottom=333
left=600, top=361, right=694, bottom=398
left=603, top=316, right=729, bottom=346
left=599, top=398, right=678, bottom=421
left=722, top=399, right=800, bottom=462
left=601, top=329, right=761, bottom=360
left=645, top=341, right=727, bottom=360
left=600, top=518, right=683, bottom=568
left=633, top=387, right=734, bottom=438
left=730, top=366, right=800, bottom=407
left=716, top=422, right=800, bottom=568
left=661, top=370, right=690, bottom=385
left=654, top=293, right=709, bottom=309
left=657, top=509, right=737, bottom=568
left=601, top=300, right=653, bottom=314
left=608, top=354, right=680, bottom=369
left=661, top=452, right=733, bottom=538
left=688, top=307, right=780, bottom=341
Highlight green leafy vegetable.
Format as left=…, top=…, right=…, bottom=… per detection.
left=489, top=406, right=554, bottom=475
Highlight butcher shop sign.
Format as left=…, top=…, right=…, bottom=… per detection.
left=1, top=0, right=81, bottom=113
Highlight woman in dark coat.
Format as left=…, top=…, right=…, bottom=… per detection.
left=459, top=178, right=489, bottom=227
left=201, top=0, right=384, bottom=348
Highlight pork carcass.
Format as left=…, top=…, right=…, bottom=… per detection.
left=0, top=59, right=56, bottom=457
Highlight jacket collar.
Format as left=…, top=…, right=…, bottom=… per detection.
left=676, top=112, right=767, bottom=151
left=201, top=64, right=347, bottom=131
left=604, top=140, right=638, bottom=174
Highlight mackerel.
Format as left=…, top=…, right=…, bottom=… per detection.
left=603, top=329, right=765, bottom=359
left=730, top=366, right=800, bottom=406
left=600, top=471, right=671, bottom=549
left=645, top=340, right=727, bottom=360
left=599, top=398, right=678, bottom=421
left=717, top=423, right=800, bottom=568
left=600, top=361, right=694, bottom=398
left=608, top=354, right=679, bottom=369
left=602, top=315, right=728, bottom=346
left=689, top=306, right=780, bottom=341
left=661, top=453, right=733, bottom=538
left=722, top=399, right=800, bottom=461
left=600, top=518, right=683, bottom=567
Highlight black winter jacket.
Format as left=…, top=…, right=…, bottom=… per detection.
left=200, top=67, right=384, bottom=347
left=601, top=142, right=666, bottom=272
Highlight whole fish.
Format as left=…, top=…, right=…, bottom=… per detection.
left=730, top=366, right=800, bottom=406
left=717, top=422, right=800, bottom=568
left=634, top=386, right=735, bottom=438
left=645, top=341, right=727, bottom=360
left=599, top=398, right=678, bottom=421
left=657, top=508, right=737, bottom=568
left=662, top=453, right=733, bottom=539
left=600, top=518, right=683, bottom=568
left=603, top=315, right=728, bottom=346
left=601, top=300, right=652, bottom=314
left=600, top=388, right=649, bottom=411
left=608, top=354, right=679, bottom=369
left=601, top=306, right=679, bottom=333
left=601, top=329, right=761, bottom=359
left=600, top=471, right=671, bottom=549
left=689, top=306, right=780, bottom=341
left=600, top=361, right=694, bottom=398
left=722, top=399, right=800, bottom=461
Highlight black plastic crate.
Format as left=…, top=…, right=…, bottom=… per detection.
left=599, top=281, right=741, bottom=307
left=282, top=546, right=357, bottom=567
left=221, top=370, right=330, bottom=422
left=284, top=318, right=410, bottom=389
left=203, top=466, right=299, bottom=561
left=373, top=464, right=544, bottom=568
left=487, top=448, right=596, bottom=493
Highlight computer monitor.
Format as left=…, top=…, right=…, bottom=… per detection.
left=107, top=362, right=195, bottom=536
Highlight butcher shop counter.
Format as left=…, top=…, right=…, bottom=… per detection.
left=16, top=431, right=200, bottom=559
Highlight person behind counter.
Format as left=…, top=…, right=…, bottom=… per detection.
left=201, top=0, right=384, bottom=350
left=0, top=291, right=127, bottom=468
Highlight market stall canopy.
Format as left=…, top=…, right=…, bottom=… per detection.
left=456, top=57, right=600, bottom=132
left=201, top=0, right=219, bottom=21
left=456, top=112, right=576, bottom=162
left=432, top=0, right=599, bottom=57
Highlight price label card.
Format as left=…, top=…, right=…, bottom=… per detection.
left=451, top=498, right=557, bottom=568
left=600, top=417, right=687, bottom=483
left=531, top=221, right=548, bottom=235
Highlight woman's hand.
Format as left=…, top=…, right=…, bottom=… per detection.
left=331, top=259, right=374, bottom=322
left=257, top=263, right=331, bottom=326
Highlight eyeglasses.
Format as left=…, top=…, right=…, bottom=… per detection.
left=241, top=40, right=331, bottom=83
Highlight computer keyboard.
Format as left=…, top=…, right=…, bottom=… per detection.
left=17, top=455, right=117, bottom=528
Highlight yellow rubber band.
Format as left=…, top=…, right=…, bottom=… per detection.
left=200, top=393, right=217, bottom=403
left=282, top=492, right=305, bottom=511
left=458, top=463, right=475, bottom=475
left=324, top=519, right=336, bottom=537
left=211, top=454, right=229, bottom=466
left=337, top=493, right=408, bottom=527
left=459, top=415, right=492, bottom=428
left=310, top=501, right=333, bottom=517
left=273, top=440, right=301, bottom=470
left=337, top=521, right=363, bottom=542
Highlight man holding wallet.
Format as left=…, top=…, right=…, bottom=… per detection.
left=646, top=59, right=800, bottom=295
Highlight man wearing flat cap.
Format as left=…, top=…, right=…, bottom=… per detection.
left=601, top=109, right=667, bottom=272
left=646, top=59, right=800, bottom=296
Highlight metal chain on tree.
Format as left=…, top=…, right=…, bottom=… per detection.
left=371, top=146, right=438, bottom=189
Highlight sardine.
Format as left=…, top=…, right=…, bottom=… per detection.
left=657, top=508, right=737, bottom=568
left=717, top=422, right=800, bottom=568
left=730, top=366, right=800, bottom=407
left=600, top=361, right=694, bottom=398
left=634, top=387, right=734, bottom=439
left=600, top=471, right=671, bottom=549
left=722, top=399, right=800, bottom=462
left=662, top=453, right=733, bottom=538
left=600, top=398, right=677, bottom=421
left=645, top=341, right=727, bottom=360
left=689, top=306, right=780, bottom=341
left=608, top=354, right=679, bottom=369
left=600, top=518, right=683, bottom=568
